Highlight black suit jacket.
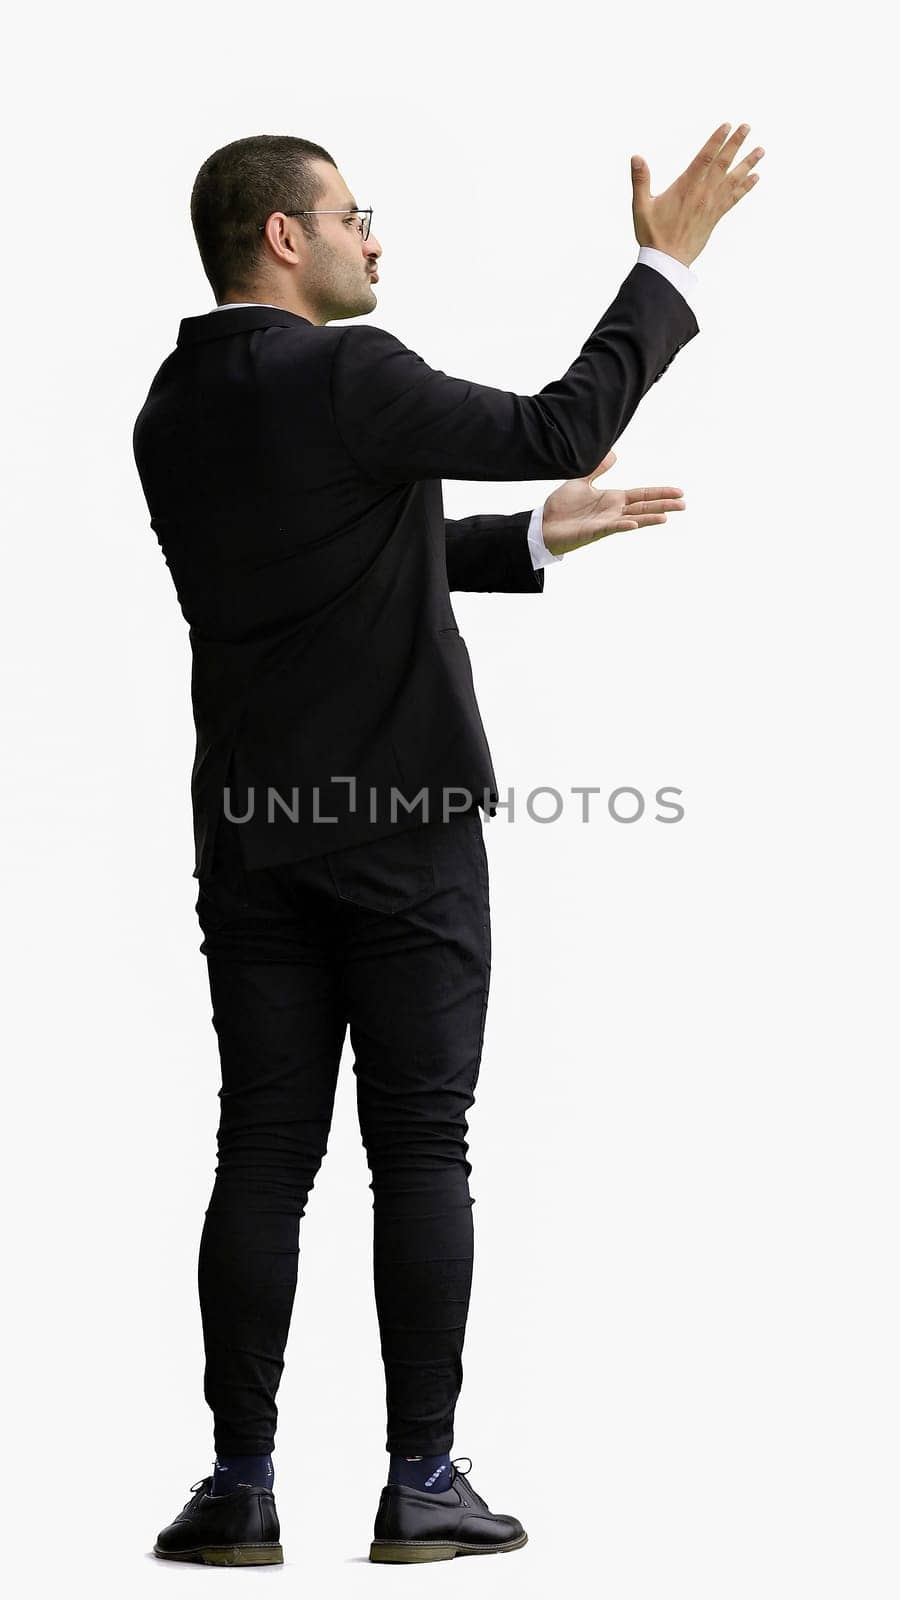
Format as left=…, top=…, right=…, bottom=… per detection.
left=132, top=262, right=698, bottom=877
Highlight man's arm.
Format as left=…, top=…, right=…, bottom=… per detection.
left=330, top=120, right=763, bottom=487
left=445, top=504, right=564, bottom=592
left=441, top=250, right=696, bottom=589
left=440, top=251, right=697, bottom=587
left=330, top=261, right=699, bottom=485
left=635, top=247, right=699, bottom=316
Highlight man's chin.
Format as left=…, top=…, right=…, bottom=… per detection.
left=351, top=284, right=377, bottom=312
left=354, top=285, right=377, bottom=315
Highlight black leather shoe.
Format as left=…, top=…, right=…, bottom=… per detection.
left=153, top=1474, right=283, bottom=1565
left=369, top=1456, right=527, bottom=1563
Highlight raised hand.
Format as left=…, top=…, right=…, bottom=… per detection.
left=540, top=451, right=685, bottom=557
left=631, top=122, right=765, bottom=267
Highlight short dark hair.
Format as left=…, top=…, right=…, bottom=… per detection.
left=190, top=134, right=336, bottom=301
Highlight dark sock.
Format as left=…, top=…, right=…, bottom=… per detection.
left=209, top=1452, right=274, bottom=1497
left=388, top=1452, right=452, bottom=1493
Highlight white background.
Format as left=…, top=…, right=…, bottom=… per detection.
left=4, top=2, right=897, bottom=1595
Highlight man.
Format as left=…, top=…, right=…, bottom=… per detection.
left=133, top=123, right=763, bottom=1566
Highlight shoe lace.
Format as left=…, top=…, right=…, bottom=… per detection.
left=449, top=1455, right=473, bottom=1485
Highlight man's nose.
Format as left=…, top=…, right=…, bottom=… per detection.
left=365, top=234, right=382, bottom=261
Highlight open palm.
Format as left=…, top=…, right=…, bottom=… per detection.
left=541, top=450, right=685, bottom=556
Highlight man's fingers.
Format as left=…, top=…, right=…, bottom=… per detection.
left=678, top=122, right=733, bottom=187
left=714, top=147, right=765, bottom=214
left=587, top=512, right=674, bottom=543
left=735, top=171, right=761, bottom=203
left=625, top=487, right=685, bottom=509
left=736, top=147, right=765, bottom=175
left=624, top=500, right=685, bottom=515
left=731, top=146, right=765, bottom=186
left=598, top=514, right=668, bottom=536
left=630, top=155, right=650, bottom=196
left=711, top=123, right=751, bottom=177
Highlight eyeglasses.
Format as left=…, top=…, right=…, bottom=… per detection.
left=256, top=208, right=373, bottom=240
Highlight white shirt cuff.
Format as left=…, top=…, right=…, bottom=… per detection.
left=527, top=503, right=563, bottom=568
left=637, top=246, right=699, bottom=317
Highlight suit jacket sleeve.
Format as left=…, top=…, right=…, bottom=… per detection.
left=445, top=511, right=545, bottom=593
left=329, top=261, right=699, bottom=485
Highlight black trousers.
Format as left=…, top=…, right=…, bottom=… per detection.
left=193, top=804, right=491, bottom=1457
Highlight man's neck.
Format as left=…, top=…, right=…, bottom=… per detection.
left=217, top=290, right=320, bottom=323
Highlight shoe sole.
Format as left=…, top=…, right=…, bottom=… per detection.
left=369, top=1531, right=528, bottom=1563
left=153, top=1542, right=283, bottom=1566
